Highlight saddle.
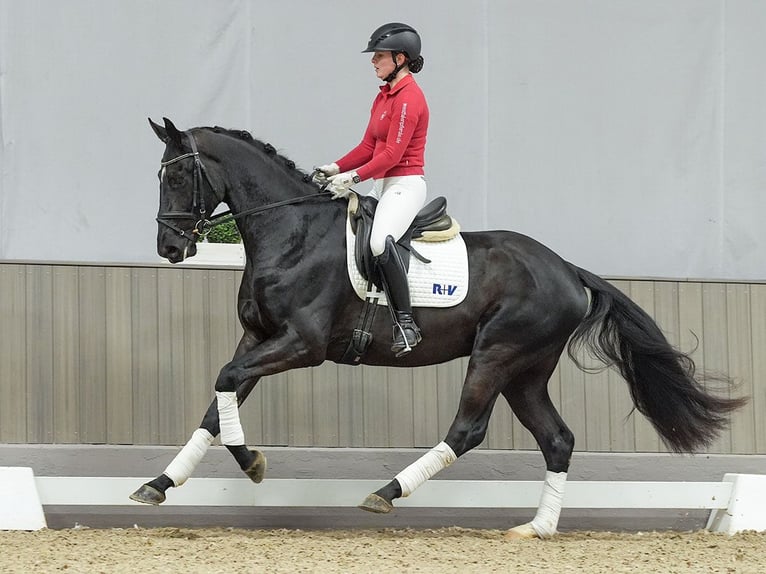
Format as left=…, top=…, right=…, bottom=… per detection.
left=341, top=193, right=462, bottom=365
left=347, top=193, right=459, bottom=288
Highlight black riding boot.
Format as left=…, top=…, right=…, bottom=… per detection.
left=375, top=236, right=422, bottom=356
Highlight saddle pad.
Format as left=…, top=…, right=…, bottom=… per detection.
left=346, top=219, right=469, bottom=308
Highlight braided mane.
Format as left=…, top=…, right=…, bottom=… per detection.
left=199, top=126, right=314, bottom=184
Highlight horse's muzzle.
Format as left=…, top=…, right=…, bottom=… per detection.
left=158, top=239, right=197, bottom=263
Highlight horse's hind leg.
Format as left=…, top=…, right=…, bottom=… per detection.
left=502, top=354, right=574, bottom=539
left=359, top=354, right=504, bottom=513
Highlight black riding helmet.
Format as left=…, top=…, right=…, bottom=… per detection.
left=363, top=22, right=421, bottom=60
left=363, top=23, right=422, bottom=82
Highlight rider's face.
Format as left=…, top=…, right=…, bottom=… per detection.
left=371, top=51, right=402, bottom=81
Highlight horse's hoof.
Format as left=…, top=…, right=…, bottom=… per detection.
left=244, top=450, right=267, bottom=483
left=358, top=493, right=393, bottom=514
left=505, top=523, right=540, bottom=540
left=129, top=484, right=166, bottom=506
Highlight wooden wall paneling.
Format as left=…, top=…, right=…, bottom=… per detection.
left=702, top=283, right=731, bottom=453
left=131, top=268, right=160, bottom=444
left=52, top=266, right=80, bottom=443
left=386, top=366, right=415, bottom=447
left=182, top=270, right=213, bottom=444
left=157, top=268, right=187, bottom=444
left=105, top=268, right=134, bottom=444
left=287, top=367, right=314, bottom=446
left=750, top=285, right=766, bottom=453
left=4, top=262, right=766, bottom=454
left=257, top=373, right=290, bottom=447
left=725, top=284, right=755, bottom=454
left=337, top=364, right=365, bottom=447
left=78, top=266, right=107, bottom=443
left=311, top=363, right=341, bottom=447
left=411, top=365, right=440, bottom=447
left=25, top=265, right=54, bottom=443
left=0, top=265, right=28, bottom=442
left=361, top=365, right=389, bottom=446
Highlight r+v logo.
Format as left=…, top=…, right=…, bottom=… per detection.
left=432, top=284, right=458, bottom=296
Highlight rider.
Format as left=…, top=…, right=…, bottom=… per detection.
left=317, top=22, right=429, bottom=357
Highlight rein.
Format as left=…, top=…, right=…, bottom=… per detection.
left=205, top=192, right=331, bottom=230
left=157, top=130, right=331, bottom=241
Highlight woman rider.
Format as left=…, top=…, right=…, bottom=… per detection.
left=316, top=22, right=429, bottom=357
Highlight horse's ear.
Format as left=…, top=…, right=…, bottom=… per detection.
left=162, top=117, right=184, bottom=146
left=148, top=118, right=169, bottom=143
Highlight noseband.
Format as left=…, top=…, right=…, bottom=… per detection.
left=157, top=130, right=333, bottom=243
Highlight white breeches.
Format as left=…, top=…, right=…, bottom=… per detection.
left=368, top=175, right=427, bottom=256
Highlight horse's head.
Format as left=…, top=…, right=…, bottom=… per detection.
left=150, top=117, right=225, bottom=263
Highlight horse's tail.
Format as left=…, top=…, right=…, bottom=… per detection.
left=567, top=264, right=747, bottom=453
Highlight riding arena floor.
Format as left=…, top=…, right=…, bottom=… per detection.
left=0, top=527, right=764, bottom=573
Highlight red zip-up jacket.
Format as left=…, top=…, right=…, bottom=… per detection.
left=335, top=74, right=429, bottom=181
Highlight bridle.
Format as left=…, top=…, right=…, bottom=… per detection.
left=156, top=131, right=217, bottom=241
left=156, top=130, right=332, bottom=243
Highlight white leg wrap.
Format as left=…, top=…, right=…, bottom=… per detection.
left=530, top=470, right=567, bottom=538
left=163, top=428, right=214, bottom=486
left=394, top=441, right=457, bottom=497
left=216, top=391, right=245, bottom=446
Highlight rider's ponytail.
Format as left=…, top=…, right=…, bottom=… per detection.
left=409, top=55, right=424, bottom=74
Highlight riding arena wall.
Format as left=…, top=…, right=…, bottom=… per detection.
left=1, top=260, right=763, bottom=455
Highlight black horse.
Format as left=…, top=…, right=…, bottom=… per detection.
left=131, top=118, right=745, bottom=538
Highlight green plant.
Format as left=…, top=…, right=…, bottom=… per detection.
left=200, top=218, right=242, bottom=244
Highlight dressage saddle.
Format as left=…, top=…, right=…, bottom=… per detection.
left=348, top=194, right=456, bottom=288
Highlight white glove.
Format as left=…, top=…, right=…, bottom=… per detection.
left=313, top=163, right=340, bottom=184
left=327, top=171, right=360, bottom=199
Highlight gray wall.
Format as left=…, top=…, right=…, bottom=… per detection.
left=2, top=261, right=763, bottom=455
left=1, top=1, right=766, bottom=279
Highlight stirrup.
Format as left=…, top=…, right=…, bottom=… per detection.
left=391, top=321, right=422, bottom=357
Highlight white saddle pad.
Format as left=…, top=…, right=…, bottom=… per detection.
left=346, top=219, right=469, bottom=308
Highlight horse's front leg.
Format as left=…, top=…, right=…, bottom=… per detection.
left=130, top=334, right=265, bottom=505
left=212, top=328, right=324, bottom=477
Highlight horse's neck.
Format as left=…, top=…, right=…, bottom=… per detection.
left=221, top=167, right=344, bottom=261
left=222, top=156, right=304, bottom=212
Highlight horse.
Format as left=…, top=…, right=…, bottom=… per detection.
left=130, top=117, right=746, bottom=539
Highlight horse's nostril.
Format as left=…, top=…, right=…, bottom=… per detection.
left=159, top=244, right=180, bottom=261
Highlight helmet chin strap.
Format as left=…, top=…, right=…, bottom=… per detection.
left=384, top=51, right=406, bottom=83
